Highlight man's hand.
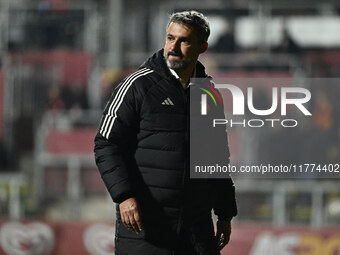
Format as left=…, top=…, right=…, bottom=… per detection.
left=119, top=197, right=142, bottom=234
left=215, top=220, right=231, bottom=251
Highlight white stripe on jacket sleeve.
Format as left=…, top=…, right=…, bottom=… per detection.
left=100, top=68, right=153, bottom=139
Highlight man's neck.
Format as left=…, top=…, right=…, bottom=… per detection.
left=175, top=63, right=196, bottom=86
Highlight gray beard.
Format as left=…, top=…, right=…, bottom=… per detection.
left=165, top=56, right=190, bottom=71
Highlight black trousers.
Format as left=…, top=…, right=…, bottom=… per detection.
left=115, top=226, right=221, bottom=255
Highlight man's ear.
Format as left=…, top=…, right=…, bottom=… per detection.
left=199, top=42, right=208, bottom=54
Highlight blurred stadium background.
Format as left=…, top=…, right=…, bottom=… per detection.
left=0, top=0, right=339, bottom=254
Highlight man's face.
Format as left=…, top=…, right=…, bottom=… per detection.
left=164, top=22, right=204, bottom=72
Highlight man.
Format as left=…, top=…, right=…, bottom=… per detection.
left=94, top=10, right=237, bottom=255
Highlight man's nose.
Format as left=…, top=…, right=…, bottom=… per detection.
left=170, top=39, right=180, bottom=51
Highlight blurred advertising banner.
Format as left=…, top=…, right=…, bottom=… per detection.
left=0, top=221, right=115, bottom=255
left=0, top=221, right=339, bottom=255
left=225, top=224, right=340, bottom=255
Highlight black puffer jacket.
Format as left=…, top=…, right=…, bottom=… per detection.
left=94, top=49, right=237, bottom=255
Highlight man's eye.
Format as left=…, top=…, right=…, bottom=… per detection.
left=167, top=36, right=174, bottom=41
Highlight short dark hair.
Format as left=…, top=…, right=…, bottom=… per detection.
left=167, top=10, right=210, bottom=43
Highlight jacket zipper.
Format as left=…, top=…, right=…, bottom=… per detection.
left=176, top=84, right=189, bottom=235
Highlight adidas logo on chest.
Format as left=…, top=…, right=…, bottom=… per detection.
left=161, top=97, right=174, bottom=106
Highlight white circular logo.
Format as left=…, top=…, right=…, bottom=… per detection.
left=0, top=222, right=55, bottom=255
left=83, top=224, right=115, bottom=255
